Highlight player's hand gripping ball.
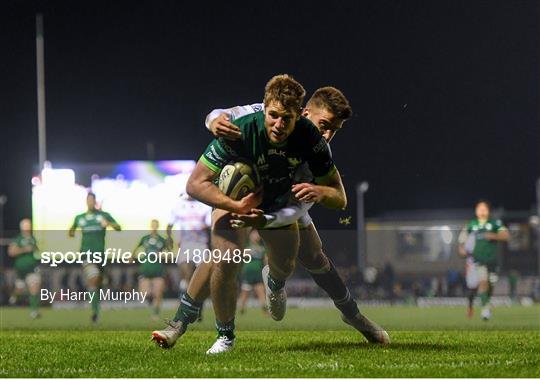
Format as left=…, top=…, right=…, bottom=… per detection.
left=218, top=160, right=261, bottom=200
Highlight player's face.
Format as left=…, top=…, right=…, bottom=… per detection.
left=264, top=101, right=300, bottom=144
left=151, top=220, right=159, bottom=231
left=303, top=106, right=343, bottom=143
left=19, top=219, right=32, bottom=233
left=87, top=195, right=96, bottom=210
left=475, top=203, right=490, bottom=220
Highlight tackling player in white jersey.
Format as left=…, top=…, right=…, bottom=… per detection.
left=167, top=193, right=212, bottom=299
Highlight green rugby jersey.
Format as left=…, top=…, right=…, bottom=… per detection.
left=71, top=210, right=118, bottom=253
left=137, top=233, right=167, bottom=277
left=200, top=111, right=336, bottom=212
left=12, top=234, right=39, bottom=276
left=466, top=218, right=506, bottom=265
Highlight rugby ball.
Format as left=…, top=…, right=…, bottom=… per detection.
left=218, top=160, right=260, bottom=200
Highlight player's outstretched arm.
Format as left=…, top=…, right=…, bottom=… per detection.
left=109, top=221, right=121, bottom=231
left=186, top=160, right=261, bottom=214
left=294, top=169, right=347, bottom=210
left=68, top=218, right=77, bottom=237
left=496, top=229, right=510, bottom=241
left=131, top=239, right=144, bottom=263
left=457, top=227, right=468, bottom=257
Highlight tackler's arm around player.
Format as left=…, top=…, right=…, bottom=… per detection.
left=208, top=113, right=241, bottom=140
left=205, top=103, right=264, bottom=140
left=293, top=168, right=347, bottom=210
left=186, top=160, right=262, bottom=214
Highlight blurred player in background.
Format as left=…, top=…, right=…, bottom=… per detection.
left=458, top=200, right=509, bottom=320
left=69, top=192, right=121, bottom=323
left=463, top=254, right=479, bottom=318
left=8, top=218, right=41, bottom=319
left=166, top=193, right=211, bottom=314
left=237, top=230, right=267, bottom=315
left=133, top=219, right=169, bottom=320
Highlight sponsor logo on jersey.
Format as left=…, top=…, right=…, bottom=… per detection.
left=252, top=104, right=263, bottom=112
left=208, top=145, right=225, bottom=163
left=288, top=157, right=301, bottom=167
left=268, top=148, right=286, bottom=157
left=218, top=139, right=238, bottom=158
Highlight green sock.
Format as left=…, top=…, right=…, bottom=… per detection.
left=89, top=288, right=99, bottom=316
left=479, top=292, right=489, bottom=307
left=29, top=294, right=39, bottom=312
left=153, top=305, right=160, bottom=316
left=216, top=319, right=235, bottom=340
left=174, top=293, right=202, bottom=324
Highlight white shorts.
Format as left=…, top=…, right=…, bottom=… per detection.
left=465, top=259, right=479, bottom=289
left=298, top=212, right=313, bottom=229
left=466, top=260, right=498, bottom=289
left=15, top=272, right=41, bottom=289
left=83, top=263, right=101, bottom=280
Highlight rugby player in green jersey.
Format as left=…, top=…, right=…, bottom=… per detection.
left=184, top=74, right=347, bottom=354
left=8, top=218, right=41, bottom=319
left=134, top=219, right=169, bottom=320
left=210, top=89, right=389, bottom=344
left=68, top=192, right=121, bottom=323
left=152, top=84, right=389, bottom=351
left=458, top=200, right=509, bottom=320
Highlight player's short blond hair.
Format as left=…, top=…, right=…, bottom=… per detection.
left=307, top=87, right=352, bottom=121
left=263, top=74, right=306, bottom=113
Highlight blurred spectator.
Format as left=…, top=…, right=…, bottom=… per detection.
left=447, top=269, right=460, bottom=296
left=508, top=269, right=519, bottom=302
left=381, top=262, right=395, bottom=300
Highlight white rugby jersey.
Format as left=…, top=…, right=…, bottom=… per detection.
left=169, top=197, right=212, bottom=244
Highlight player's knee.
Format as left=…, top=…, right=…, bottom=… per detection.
left=271, top=257, right=295, bottom=278
left=215, top=261, right=241, bottom=278
left=298, top=249, right=328, bottom=271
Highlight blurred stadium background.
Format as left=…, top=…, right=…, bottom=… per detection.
left=1, top=161, right=538, bottom=310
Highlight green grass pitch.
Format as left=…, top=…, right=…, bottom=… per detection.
left=1, top=305, right=539, bottom=377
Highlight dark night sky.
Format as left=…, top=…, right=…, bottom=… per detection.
left=1, top=0, right=539, bottom=229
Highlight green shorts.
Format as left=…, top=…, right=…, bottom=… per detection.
left=241, top=269, right=263, bottom=285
